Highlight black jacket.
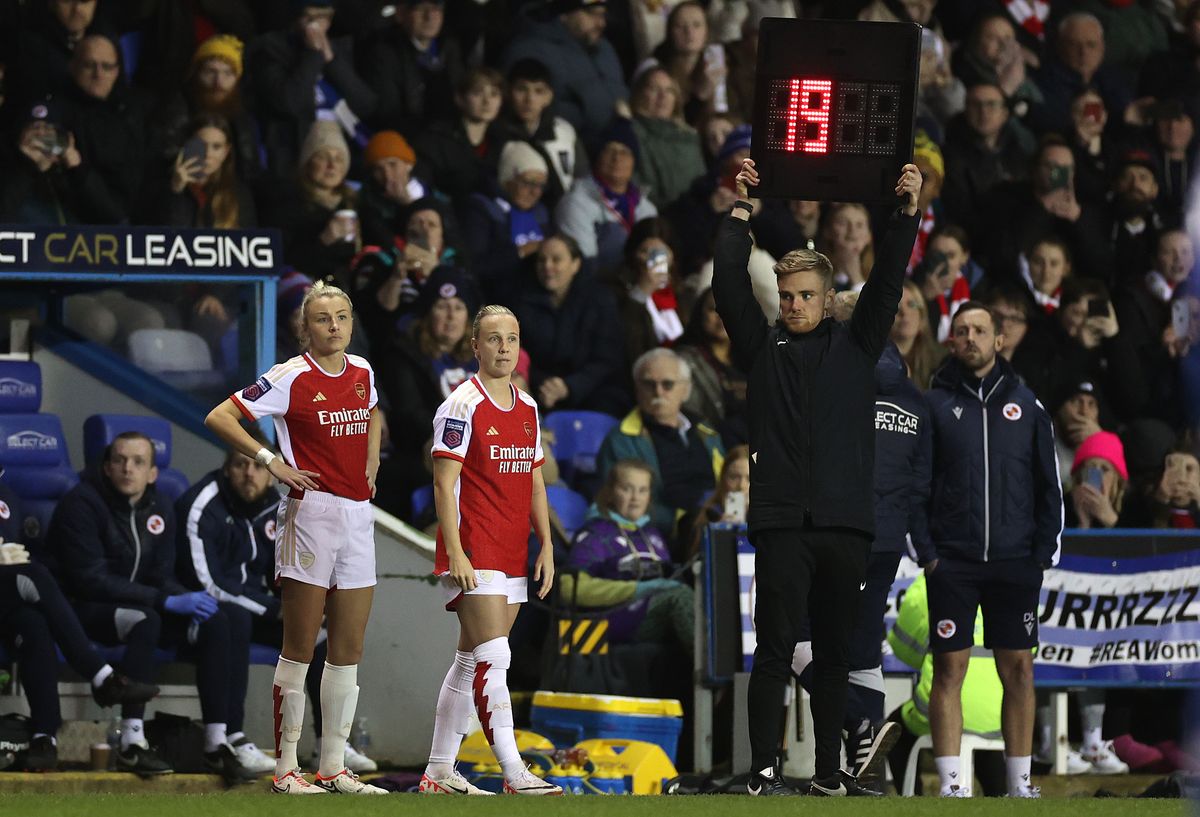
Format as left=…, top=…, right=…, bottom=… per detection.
left=873, top=344, right=932, bottom=556
left=45, top=471, right=185, bottom=609
left=925, top=355, right=1063, bottom=566
left=60, top=84, right=150, bottom=224
left=360, top=27, right=465, bottom=132
left=712, top=208, right=920, bottom=536
left=175, top=469, right=280, bottom=618
left=0, top=475, right=24, bottom=545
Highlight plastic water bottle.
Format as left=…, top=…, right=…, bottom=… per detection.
left=352, top=717, right=371, bottom=754
left=106, top=717, right=122, bottom=769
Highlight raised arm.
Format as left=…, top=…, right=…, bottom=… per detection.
left=850, top=165, right=922, bottom=361
left=711, top=159, right=769, bottom=371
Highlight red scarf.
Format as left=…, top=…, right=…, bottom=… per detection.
left=935, top=274, right=972, bottom=343
left=907, top=204, right=936, bottom=273
left=1003, top=0, right=1050, bottom=39
left=1170, top=508, right=1197, bottom=529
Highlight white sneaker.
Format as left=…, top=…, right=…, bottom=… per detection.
left=344, top=744, right=378, bottom=773
left=420, top=768, right=495, bottom=795
left=314, top=768, right=388, bottom=794
left=231, top=739, right=276, bottom=775
left=1082, top=742, right=1130, bottom=774
left=271, top=769, right=326, bottom=794
left=939, top=784, right=972, bottom=797
left=1035, top=748, right=1093, bottom=774
left=502, top=767, right=563, bottom=795
left=1008, top=786, right=1041, bottom=798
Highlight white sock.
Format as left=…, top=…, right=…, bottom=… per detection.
left=318, top=662, right=359, bottom=778
left=120, top=718, right=146, bottom=751
left=935, top=755, right=962, bottom=790
left=228, top=731, right=245, bottom=745
left=425, top=650, right=476, bottom=779
left=1081, top=701, right=1105, bottom=751
left=472, top=637, right=523, bottom=780
left=273, top=657, right=309, bottom=777
left=204, top=723, right=227, bottom=754
left=32, top=733, right=55, bottom=745
left=92, top=664, right=114, bottom=689
left=1006, top=755, right=1033, bottom=794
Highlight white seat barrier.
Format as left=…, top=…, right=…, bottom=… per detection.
left=901, top=732, right=1006, bottom=796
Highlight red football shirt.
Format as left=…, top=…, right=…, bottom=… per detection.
left=431, top=376, right=544, bottom=576
left=231, top=353, right=377, bottom=501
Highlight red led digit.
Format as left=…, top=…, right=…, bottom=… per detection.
left=785, top=78, right=832, bottom=154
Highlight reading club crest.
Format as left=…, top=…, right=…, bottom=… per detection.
left=355, top=382, right=367, bottom=401
left=1003, top=403, right=1022, bottom=421
left=0, top=500, right=9, bottom=520
left=936, top=619, right=956, bottom=639
left=524, top=421, right=534, bottom=439
left=147, top=514, right=165, bottom=535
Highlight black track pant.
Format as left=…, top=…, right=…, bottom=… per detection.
left=74, top=600, right=236, bottom=723
left=747, top=527, right=869, bottom=778
left=0, top=564, right=108, bottom=735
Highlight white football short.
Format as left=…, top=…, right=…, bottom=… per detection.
left=439, top=570, right=528, bottom=611
left=276, top=491, right=376, bottom=590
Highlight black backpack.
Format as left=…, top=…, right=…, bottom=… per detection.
left=0, top=713, right=32, bottom=769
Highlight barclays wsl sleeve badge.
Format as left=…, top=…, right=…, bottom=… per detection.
left=241, top=376, right=271, bottom=402
left=442, top=418, right=466, bottom=449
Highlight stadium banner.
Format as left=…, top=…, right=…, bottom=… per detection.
left=0, top=225, right=281, bottom=274
left=704, top=527, right=1200, bottom=684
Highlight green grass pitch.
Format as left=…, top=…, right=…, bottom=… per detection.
left=0, top=793, right=1188, bottom=817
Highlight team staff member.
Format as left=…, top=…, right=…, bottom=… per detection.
left=921, top=302, right=1062, bottom=799
left=792, top=339, right=933, bottom=790
left=206, top=282, right=387, bottom=795
left=714, top=158, right=922, bottom=797
left=421, top=305, right=560, bottom=796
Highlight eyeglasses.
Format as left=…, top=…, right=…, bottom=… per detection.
left=638, top=378, right=676, bottom=392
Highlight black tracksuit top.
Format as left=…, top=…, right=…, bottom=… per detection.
left=712, top=208, right=920, bottom=537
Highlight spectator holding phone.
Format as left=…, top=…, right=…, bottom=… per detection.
left=617, top=217, right=684, bottom=367
left=1124, top=446, right=1200, bottom=529
left=0, top=97, right=93, bottom=223
left=1066, top=431, right=1130, bottom=529
left=163, top=115, right=256, bottom=229
left=647, top=2, right=728, bottom=126
left=689, top=444, right=749, bottom=554
left=919, top=224, right=986, bottom=343
left=1066, top=88, right=1120, bottom=208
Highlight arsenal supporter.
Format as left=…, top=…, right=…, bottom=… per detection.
left=206, top=282, right=386, bottom=795
left=45, top=432, right=250, bottom=782
left=421, top=304, right=559, bottom=796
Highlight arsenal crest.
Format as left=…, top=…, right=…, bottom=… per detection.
left=523, top=421, right=534, bottom=439
left=355, top=382, right=367, bottom=401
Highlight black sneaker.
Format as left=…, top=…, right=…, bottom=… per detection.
left=115, top=743, right=173, bottom=776
left=204, top=743, right=259, bottom=786
left=22, top=736, right=57, bottom=772
left=747, top=768, right=798, bottom=796
left=809, top=769, right=883, bottom=797
left=849, top=720, right=901, bottom=790
left=92, top=674, right=160, bottom=708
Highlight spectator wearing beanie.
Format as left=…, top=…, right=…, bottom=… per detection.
left=249, top=0, right=377, bottom=179
left=556, top=117, right=658, bottom=273
left=260, top=119, right=359, bottom=287
left=462, top=141, right=552, bottom=301
left=1066, top=430, right=1130, bottom=529
left=374, top=266, right=481, bottom=516
left=149, top=34, right=264, bottom=185
left=359, top=130, right=431, bottom=247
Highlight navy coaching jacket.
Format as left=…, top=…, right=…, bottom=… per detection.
left=924, top=355, right=1063, bottom=567
left=175, top=469, right=281, bottom=618
left=872, top=344, right=933, bottom=556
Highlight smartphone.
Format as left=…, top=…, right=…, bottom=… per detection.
left=1048, top=163, right=1072, bottom=191
left=1084, top=465, right=1105, bottom=492
left=724, top=491, right=747, bottom=525
left=1172, top=298, right=1191, bottom=340
left=1087, top=297, right=1110, bottom=318
left=407, top=226, right=431, bottom=252
left=181, top=135, right=207, bottom=167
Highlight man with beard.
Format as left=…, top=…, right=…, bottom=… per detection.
left=921, top=302, right=1062, bottom=798
left=1109, top=149, right=1169, bottom=287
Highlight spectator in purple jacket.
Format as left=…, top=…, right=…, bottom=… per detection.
left=566, top=459, right=692, bottom=654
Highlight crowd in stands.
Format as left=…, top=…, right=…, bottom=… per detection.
left=1, top=0, right=1199, bottom=781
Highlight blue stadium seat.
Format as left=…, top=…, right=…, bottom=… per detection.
left=411, top=484, right=434, bottom=522
left=0, top=361, right=42, bottom=414
left=542, top=411, right=618, bottom=484
left=546, top=483, right=589, bottom=539
left=0, top=413, right=78, bottom=541
left=83, top=414, right=190, bottom=501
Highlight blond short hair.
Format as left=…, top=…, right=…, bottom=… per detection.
left=471, top=304, right=518, bottom=340
left=773, top=248, right=834, bottom=289
left=298, top=282, right=353, bottom=351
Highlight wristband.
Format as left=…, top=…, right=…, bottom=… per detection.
left=255, top=447, right=276, bottom=467
left=732, top=200, right=753, bottom=215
